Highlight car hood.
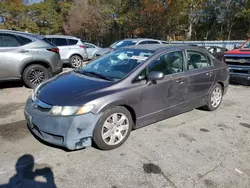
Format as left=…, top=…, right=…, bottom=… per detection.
left=36, top=71, right=114, bottom=106
left=95, top=48, right=113, bottom=56
left=225, top=48, right=250, bottom=55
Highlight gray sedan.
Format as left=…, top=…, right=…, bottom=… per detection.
left=83, top=42, right=102, bottom=59
left=25, top=44, right=229, bottom=151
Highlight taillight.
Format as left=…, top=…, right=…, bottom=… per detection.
left=47, top=48, right=59, bottom=54
left=79, top=45, right=86, bottom=49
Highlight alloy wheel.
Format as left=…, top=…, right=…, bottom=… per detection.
left=71, top=56, right=82, bottom=68
left=28, top=68, right=46, bottom=85
left=211, top=87, right=222, bottom=108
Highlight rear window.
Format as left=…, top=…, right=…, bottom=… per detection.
left=110, top=40, right=137, bottom=49
left=68, top=39, right=78, bottom=45
left=18, top=36, right=32, bottom=45
left=49, top=38, right=68, bottom=46
left=147, top=41, right=160, bottom=44
left=43, top=38, right=55, bottom=46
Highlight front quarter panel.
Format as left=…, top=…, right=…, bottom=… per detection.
left=80, top=84, right=143, bottom=120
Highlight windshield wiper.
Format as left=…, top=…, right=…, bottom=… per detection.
left=76, top=70, right=113, bottom=81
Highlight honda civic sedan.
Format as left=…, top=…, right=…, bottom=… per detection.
left=24, top=44, right=229, bottom=151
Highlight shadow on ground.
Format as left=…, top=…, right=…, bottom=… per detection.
left=0, top=80, right=24, bottom=89
left=0, top=154, right=56, bottom=188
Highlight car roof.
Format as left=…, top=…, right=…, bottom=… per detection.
left=123, top=44, right=194, bottom=51
left=45, top=35, right=79, bottom=40
left=120, top=38, right=161, bottom=42
left=0, top=29, right=45, bottom=40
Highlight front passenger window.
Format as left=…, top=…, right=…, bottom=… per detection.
left=187, top=51, right=211, bottom=70
left=148, top=51, right=184, bottom=75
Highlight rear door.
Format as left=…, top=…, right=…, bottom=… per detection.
left=185, top=50, right=215, bottom=108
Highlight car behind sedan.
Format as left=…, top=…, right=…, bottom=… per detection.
left=25, top=44, right=229, bottom=151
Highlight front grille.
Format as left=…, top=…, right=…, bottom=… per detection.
left=33, top=98, right=52, bottom=112
left=231, top=69, right=249, bottom=74
left=225, top=56, right=250, bottom=66
left=226, top=62, right=250, bottom=66
left=37, top=105, right=50, bottom=112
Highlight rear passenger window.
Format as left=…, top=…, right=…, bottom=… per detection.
left=18, top=36, right=32, bottom=45
left=52, top=38, right=68, bottom=46
left=187, top=51, right=211, bottom=70
left=0, top=34, right=21, bottom=47
left=68, top=39, right=78, bottom=45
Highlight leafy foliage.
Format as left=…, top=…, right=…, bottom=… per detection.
left=1, top=0, right=250, bottom=46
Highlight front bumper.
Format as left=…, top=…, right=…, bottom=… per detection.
left=228, top=65, right=250, bottom=85
left=24, top=97, right=101, bottom=150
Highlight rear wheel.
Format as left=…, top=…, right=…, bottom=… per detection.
left=70, top=55, right=83, bottom=69
left=93, top=106, right=133, bottom=150
left=204, top=83, right=223, bottom=111
left=22, top=64, right=50, bottom=89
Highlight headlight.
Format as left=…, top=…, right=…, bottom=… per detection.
left=49, top=104, right=94, bottom=116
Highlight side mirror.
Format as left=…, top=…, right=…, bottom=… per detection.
left=147, top=71, right=164, bottom=81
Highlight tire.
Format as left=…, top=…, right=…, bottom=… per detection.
left=204, top=83, right=223, bottom=111
left=93, top=106, right=133, bottom=150
left=70, top=55, right=83, bottom=69
left=22, top=64, right=50, bottom=89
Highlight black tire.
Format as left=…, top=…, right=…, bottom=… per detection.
left=70, top=55, right=83, bottom=69
left=203, top=83, right=223, bottom=111
left=93, top=106, right=133, bottom=150
left=22, top=64, right=50, bottom=89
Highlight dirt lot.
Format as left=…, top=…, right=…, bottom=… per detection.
left=0, top=79, right=250, bottom=188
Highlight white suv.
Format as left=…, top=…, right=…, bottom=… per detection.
left=45, top=35, right=88, bottom=68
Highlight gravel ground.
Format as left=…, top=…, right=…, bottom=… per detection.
left=0, top=77, right=250, bottom=188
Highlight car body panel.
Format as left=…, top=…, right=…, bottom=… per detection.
left=83, top=42, right=102, bottom=59
left=45, top=35, right=88, bottom=64
left=94, top=38, right=167, bottom=58
left=224, top=39, right=250, bottom=85
left=25, top=44, right=229, bottom=150
left=0, top=30, right=63, bottom=80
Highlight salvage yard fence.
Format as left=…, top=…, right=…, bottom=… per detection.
left=169, top=40, right=246, bottom=50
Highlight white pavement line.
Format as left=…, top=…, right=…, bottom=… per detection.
left=235, top=168, right=243, bottom=174
left=0, top=153, right=59, bottom=176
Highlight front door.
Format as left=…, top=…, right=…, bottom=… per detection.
left=0, top=33, right=33, bottom=79
left=137, top=50, right=188, bottom=127
left=185, top=50, right=215, bottom=108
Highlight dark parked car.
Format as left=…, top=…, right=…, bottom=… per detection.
left=203, top=46, right=228, bottom=61
left=94, top=38, right=168, bottom=58
left=25, top=44, right=229, bottom=151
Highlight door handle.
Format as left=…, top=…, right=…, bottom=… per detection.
left=18, top=49, right=29, bottom=53
left=206, top=72, right=213, bottom=76
left=176, top=78, right=185, bottom=84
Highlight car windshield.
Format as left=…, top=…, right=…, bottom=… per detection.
left=243, top=41, right=250, bottom=48
left=76, top=49, right=154, bottom=80
left=110, top=40, right=137, bottom=49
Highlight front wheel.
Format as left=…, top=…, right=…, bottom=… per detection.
left=204, top=83, right=223, bottom=111
left=93, top=106, right=133, bottom=150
